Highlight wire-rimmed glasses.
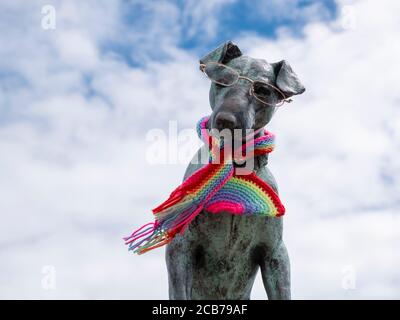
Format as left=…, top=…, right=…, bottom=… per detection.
left=200, top=62, right=292, bottom=107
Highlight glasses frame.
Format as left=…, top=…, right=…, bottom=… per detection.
left=200, top=62, right=292, bottom=107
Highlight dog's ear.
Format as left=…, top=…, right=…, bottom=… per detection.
left=200, top=41, right=242, bottom=66
left=271, top=60, right=305, bottom=98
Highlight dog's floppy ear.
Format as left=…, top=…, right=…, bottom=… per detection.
left=200, top=41, right=242, bottom=66
left=271, top=60, right=305, bottom=98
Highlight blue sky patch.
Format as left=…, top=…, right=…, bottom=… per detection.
left=111, top=0, right=338, bottom=66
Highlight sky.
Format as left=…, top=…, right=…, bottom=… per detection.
left=0, top=0, right=399, bottom=299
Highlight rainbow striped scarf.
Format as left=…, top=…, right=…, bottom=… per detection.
left=124, top=116, right=285, bottom=254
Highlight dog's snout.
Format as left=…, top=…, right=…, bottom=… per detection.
left=215, top=112, right=237, bottom=131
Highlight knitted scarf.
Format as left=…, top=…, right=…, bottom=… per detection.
left=124, top=116, right=285, bottom=255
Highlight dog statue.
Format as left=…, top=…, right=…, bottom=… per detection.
left=165, top=41, right=305, bottom=300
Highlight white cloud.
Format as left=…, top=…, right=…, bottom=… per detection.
left=0, top=0, right=399, bottom=299
left=181, top=0, right=237, bottom=41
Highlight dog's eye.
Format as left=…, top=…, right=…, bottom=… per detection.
left=253, top=83, right=271, bottom=97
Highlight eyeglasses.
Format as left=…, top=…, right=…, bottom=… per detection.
left=200, top=62, right=292, bottom=107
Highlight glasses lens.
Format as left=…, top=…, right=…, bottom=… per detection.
left=204, top=63, right=239, bottom=86
left=252, top=81, right=285, bottom=106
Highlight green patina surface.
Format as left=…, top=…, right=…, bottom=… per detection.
left=165, top=41, right=304, bottom=300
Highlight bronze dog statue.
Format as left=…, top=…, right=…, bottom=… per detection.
left=166, top=41, right=305, bottom=300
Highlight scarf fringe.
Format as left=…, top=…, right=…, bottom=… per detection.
left=124, top=201, right=204, bottom=255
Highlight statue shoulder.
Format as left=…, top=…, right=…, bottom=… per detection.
left=255, top=165, right=279, bottom=194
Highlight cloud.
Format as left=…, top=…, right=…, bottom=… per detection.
left=180, top=0, right=237, bottom=41
left=0, top=0, right=399, bottom=299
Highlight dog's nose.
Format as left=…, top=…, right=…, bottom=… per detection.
left=215, top=112, right=237, bottom=131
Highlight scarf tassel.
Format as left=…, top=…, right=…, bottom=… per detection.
left=124, top=189, right=205, bottom=255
